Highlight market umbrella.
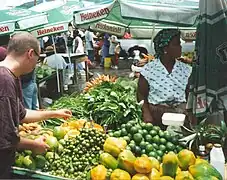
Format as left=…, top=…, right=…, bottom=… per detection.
left=29, top=1, right=83, bottom=38
left=73, top=0, right=198, bottom=37
left=0, top=7, right=48, bottom=36
left=74, top=0, right=199, bottom=29
left=186, top=0, right=227, bottom=119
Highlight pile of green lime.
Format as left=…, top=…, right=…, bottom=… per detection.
left=109, top=121, right=185, bottom=161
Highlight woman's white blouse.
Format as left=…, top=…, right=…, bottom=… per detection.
left=140, top=59, right=192, bottom=105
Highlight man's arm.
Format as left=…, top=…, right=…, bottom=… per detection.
left=137, top=75, right=154, bottom=123
left=17, top=137, right=49, bottom=155
left=21, top=109, right=72, bottom=124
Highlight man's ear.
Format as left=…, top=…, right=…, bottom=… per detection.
left=27, top=49, right=33, bottom=59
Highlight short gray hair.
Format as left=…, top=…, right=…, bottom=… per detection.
left=7, top=32, right=39, bottom=56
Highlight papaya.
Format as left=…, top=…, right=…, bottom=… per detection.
left=100, top=152, right=118, bottom=170
left=162, top=152, right=178, bottom=178
left=159, top=163, right=163, bottom=176
left=177, top=149, right=196, bottom=170
left=160, top=176, right=174, bottom=180
left=104, top=137, right=127, bottom=157
left=195, top=176, right=219, bottom=180
left=189, top=163, right=222, bottom=180
left=175, top=171, right=194, bottom=180
left=148, top=168, right=161, bottom=179
left=91, top=165, right=107, bottom=180
left=194, top=158, right=209, bottom=165
left=118, top=150, right=136, bottom=175
left=131, top=174, right=149, bottom=180
left=134, top=156, right=152, bottom=174
left=110, top=169, right=131, bottom=180
left=148, top=157, right=160, bottom=170
left=176, top=166, right=182, bottom=175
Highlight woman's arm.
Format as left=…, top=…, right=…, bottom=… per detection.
left=137, top=75, right=154, bottom=123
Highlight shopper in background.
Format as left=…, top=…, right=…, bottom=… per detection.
left=137, top=29, right=192, bottom=129
left=100, top=33, right=110, bottom=67
left=73, top=29, right=85, bottom=71
left=123, top=28, right=132, bottom=39
left=109, top=35, right=119, bottom=69
left=0, top=32, right=72, bottom=178
left=20, top=69, right=38, bottom=110
left=85, top=26, right=94, bottom=63
left=0, top=47, right=7, bottom=61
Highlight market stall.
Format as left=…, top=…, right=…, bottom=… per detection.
left=12, top=75, right=226, bottom=180
left=8, top=0, right=227, bottom=180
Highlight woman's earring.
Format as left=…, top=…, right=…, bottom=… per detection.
left=164, top=51, right=167, bottom=54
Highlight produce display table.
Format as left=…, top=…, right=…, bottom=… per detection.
left=39, top=53, right=89, bottom=83
left=36, top=70, right=63, bottom=109
left=59, top=53, right=88, bottom=83
left=12, top=167, right=69, bottom=180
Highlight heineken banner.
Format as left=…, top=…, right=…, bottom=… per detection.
left=0, top=22, right=15, bottom=35
left=31, top=23, right=68, bottom=38
left=74, top=2, right=114, bottom=25
left=91, top=21, right=125, bottom=36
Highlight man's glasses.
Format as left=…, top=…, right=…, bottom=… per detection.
left=33, top=49, right=41, bottom=63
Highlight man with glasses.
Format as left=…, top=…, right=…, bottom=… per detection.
left=0, top=32, right=72, bottom=178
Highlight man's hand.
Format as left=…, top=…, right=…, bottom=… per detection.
left=32, top=136, right=50, bottom=155
left=54, top=109, right=72, bottom=119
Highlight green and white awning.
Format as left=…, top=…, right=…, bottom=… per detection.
left=73, top=0, right=198, bottom=37
left=187, top=0, right=227, bottom=117
left=74, top=0, right=199, bottom=28
left=29, top=1, right=83, bottom=38
left=0, top=8, right=48, bottom=35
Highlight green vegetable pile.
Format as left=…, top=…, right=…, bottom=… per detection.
left=109, top=120, right=185, bottom=162
left=50, top=78, right=141, bottom=129
left=36, top=65, right=55, bottom=79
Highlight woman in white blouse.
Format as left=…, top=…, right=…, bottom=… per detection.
left=137, top=29, right=192, bottom=129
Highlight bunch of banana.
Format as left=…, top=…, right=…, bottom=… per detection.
left=19, top=123, right=43, bottom=137
left=84, top=74, right=117, bottom=92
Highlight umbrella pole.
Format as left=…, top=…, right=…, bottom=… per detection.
left=51, top=35, right=61, bottom=93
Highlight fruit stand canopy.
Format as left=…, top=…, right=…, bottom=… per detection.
left=74, top=0, right=199, bottom=29
left=0, top=8, right=48, bottom=35
left=28, top=1, right=84, bottom=38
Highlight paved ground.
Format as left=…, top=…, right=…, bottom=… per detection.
left=90, top=67, right=132, bottom=78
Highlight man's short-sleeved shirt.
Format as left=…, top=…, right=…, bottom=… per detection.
left=85, top=30, right=93, bottom=50
left=140, top=59, right=192, bottom=105
left=0, top=67, right=26, bottom=150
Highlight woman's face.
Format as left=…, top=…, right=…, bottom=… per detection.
left=165, top=35, right=182, bottom=59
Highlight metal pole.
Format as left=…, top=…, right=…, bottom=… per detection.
left=34, top=0, right=37, bottom=6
